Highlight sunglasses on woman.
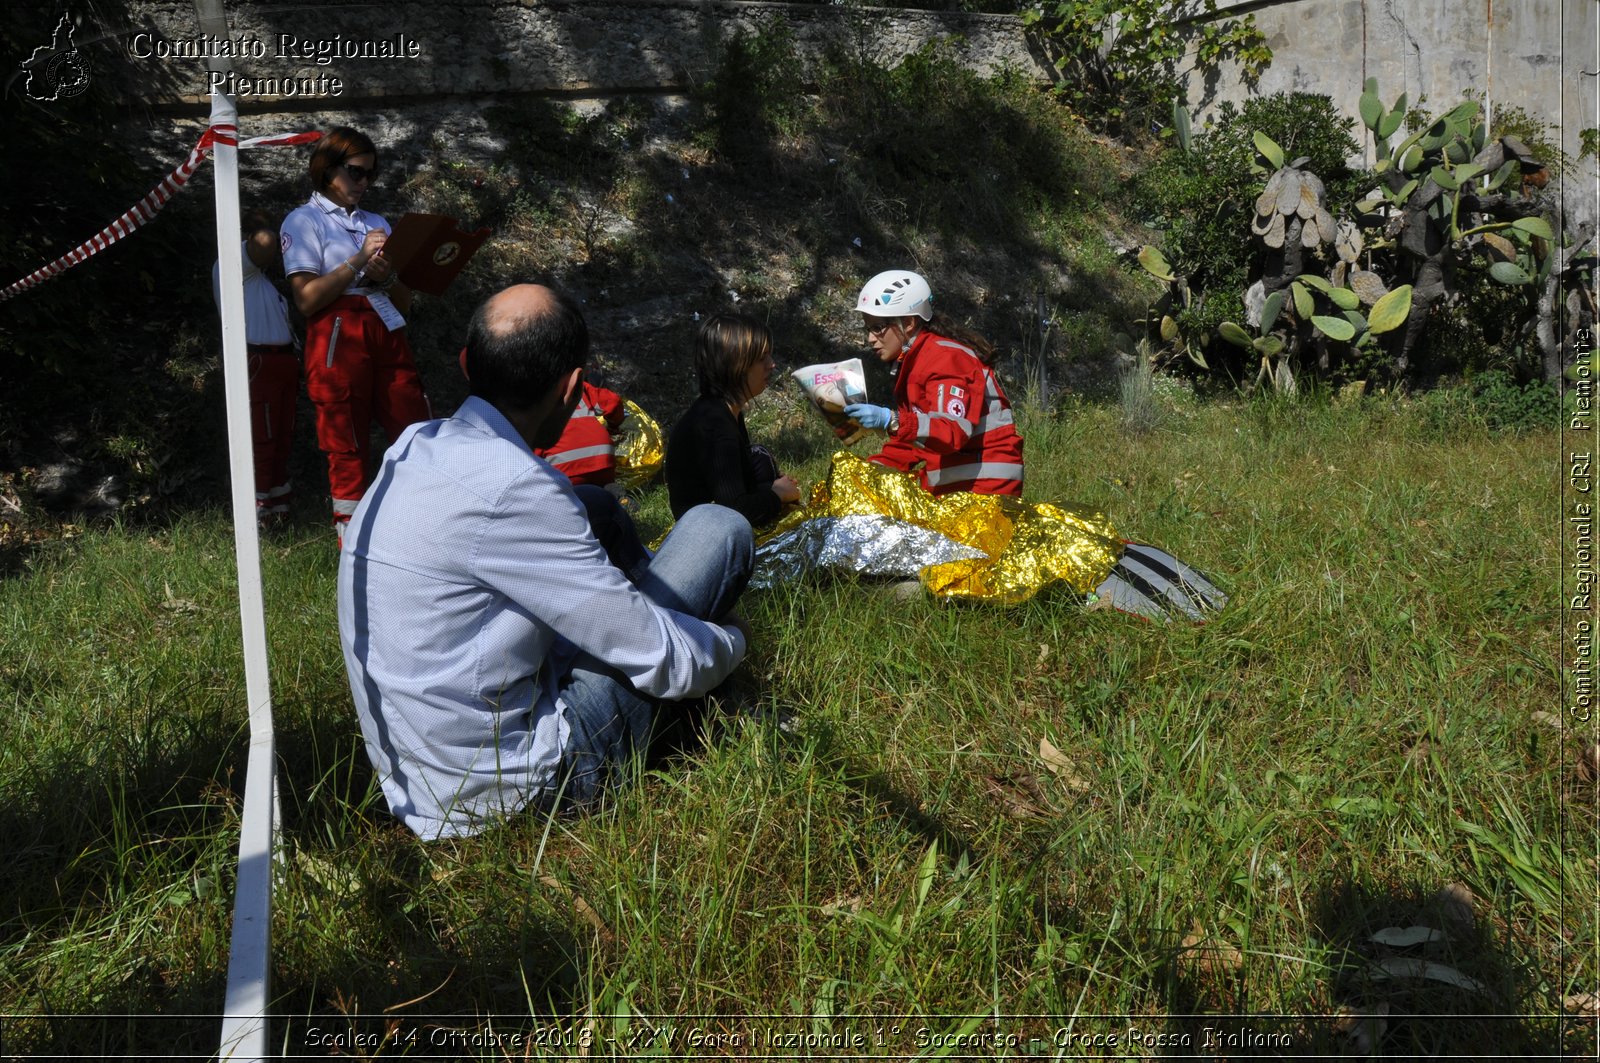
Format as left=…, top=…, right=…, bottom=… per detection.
left=340, top=162, right=376, bottom=183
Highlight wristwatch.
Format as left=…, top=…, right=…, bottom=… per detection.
left=887, top=412, right=900, bottom=434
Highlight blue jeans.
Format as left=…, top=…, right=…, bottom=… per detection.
left=550, top=504, right=752, bottom=809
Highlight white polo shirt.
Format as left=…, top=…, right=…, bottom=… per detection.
left=212, top=239, right=293, bottom=346
left=279, top=191, right=391, bottom=295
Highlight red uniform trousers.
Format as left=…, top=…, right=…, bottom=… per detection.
left=303, top=295, right=431, bottom=522
left=247, top=343, right=300, bottom=516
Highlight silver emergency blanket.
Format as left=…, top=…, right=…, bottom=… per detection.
left=751, top=514, right=988, bottom=588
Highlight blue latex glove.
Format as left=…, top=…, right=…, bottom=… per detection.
left=844, top=403, right=894, bottom=430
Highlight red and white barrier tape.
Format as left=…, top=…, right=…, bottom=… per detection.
left=0, top=124, right=322, bottom=304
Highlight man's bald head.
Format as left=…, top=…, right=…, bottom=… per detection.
left=464, top=283, right=589, bottom=414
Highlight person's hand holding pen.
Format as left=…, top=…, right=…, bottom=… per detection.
left=355, top=230, right=395, bottom=284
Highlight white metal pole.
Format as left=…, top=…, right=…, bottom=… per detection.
left=192, top=1, right=278, bottom=1059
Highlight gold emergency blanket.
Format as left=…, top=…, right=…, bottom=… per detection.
left=614, top=400, right=664, bottom=490
left=754, top=452, right=1125, bottom=605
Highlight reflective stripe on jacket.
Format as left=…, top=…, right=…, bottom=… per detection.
left=534, top=383, right=625, bottom=486
left=870, top=331, right=1024, bottom=496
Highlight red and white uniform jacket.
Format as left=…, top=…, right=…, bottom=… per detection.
left=871, top=330, right=1024, bottom=496
left=534, top=382, right=625, bottom=487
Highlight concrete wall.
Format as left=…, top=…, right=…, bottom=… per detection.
left=1182, top=0, right=1598, bottom=230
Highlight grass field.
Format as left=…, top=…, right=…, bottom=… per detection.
left=0, top=393, right=1590, bottom=1059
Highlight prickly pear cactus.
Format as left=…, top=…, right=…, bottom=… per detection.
left=1351, top=77, right=1559, bottom=375
left=1252, top=164, right=1335, bottom=251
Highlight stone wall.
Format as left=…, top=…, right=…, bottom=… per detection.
left=122, top=0, right=1039, bottom=106
left=58, top=1, right=1600, bottom=230
left=108, top=1, right=1042, bottom=196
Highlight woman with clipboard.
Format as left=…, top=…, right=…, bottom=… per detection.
left=281, top=126, right=432, bottom=540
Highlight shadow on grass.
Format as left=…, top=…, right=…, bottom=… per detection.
left=845, top=761, right=986, bottom=872
left=1302, top=877, right=1563, bottom=1057
left=0, top=687, right=596, bottom=1057
left=1146, top=874, right=1566, bottom=1057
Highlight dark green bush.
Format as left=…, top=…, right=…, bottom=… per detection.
left=1135, top=93, right=1362, bottom=277
left=1421, top=265, right=1545, bottom=380
left=817, top=44, right=1103, bottom=245
left=1412, top=371, right=1558, bottom=437
left=696, top=30, right=1101, bottom=251
left=1024, top=0, right=1271, bottom=139
left=1467, top=370, right=1559, bottom=432
left=1132, top=93, right=1361, bottom=379
left=695, top=22, right=809, bottom=162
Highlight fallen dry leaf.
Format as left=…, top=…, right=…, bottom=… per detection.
left=294, top=848, right=360, bottom=899
left=1333, top=1002, right=1389, bottom=1055
left=539, top=873, right=614, bottom=944
left=1430, top=882, right=1477, bottom=931
left=1038, top=736, right=1092, bottom=793
left=1370, top=925, right=1446, bottom=948
left=1405, top=737, right=1434, bottom=763
left=821, top=894, right=866, bottom=916
left=1530, top=710, right=1563, bottom=731
left=1368, top=956, right=1484, bottom=992
left=1178, top=921, right=1244, bottom=977
left=1578, top=743, right=1600, bottom=786
left=1564, top=990, right=1600, bottom=1017
left=160, top=580, right=201, bottom=613
left=982, top=772, right=1050, bottom=819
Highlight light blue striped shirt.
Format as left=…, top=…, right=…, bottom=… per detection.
left=337, top=396, right=745, bottom=838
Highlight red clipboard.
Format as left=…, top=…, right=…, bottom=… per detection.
left=380, top=213, right=490, bottom=296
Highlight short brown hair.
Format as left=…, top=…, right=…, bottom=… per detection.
left=240, top=209, right=274, bottom=237
left=308, top=126, right=378, bottom=191
left=695, top=313, right=772, bottom=407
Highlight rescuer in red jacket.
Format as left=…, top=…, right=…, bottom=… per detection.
left=844, top=269, right=1024, bottom=496
left=458, top=345, right=626, bottom=488
left=534, top=380, right=626, bottom=487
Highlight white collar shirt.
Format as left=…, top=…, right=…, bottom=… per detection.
left=211, top=239, right=294, bottom=346
left=279, top=191, right=390, bottom=294
left=337, top=396, right=745, bottom=838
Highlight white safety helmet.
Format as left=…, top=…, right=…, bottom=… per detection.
left=857, top=269, right=933, bottom=321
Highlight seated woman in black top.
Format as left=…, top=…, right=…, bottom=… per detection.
left=666, top=313, right=801, bottom=528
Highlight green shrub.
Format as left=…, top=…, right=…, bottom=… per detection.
left=1421, top=265, right=1546, bottom=380
left=695, top=22, right=809, bottom=161
left=1135, top=93, right=1362, bottom=277
left=1023, top=0, right=1271, bottom=137
left=1410, top=372, right=1558, bottom=438
left=1486, top=100, right=1573, bottom=178
left=1133, top=93, right=1362, bottom=380
left=811, top=43, right=1102, bottom=244
left=1467, top=370, right=1559, bottom=433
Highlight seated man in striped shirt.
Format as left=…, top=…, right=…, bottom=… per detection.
left=338, top=283, right=753, bottom=839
